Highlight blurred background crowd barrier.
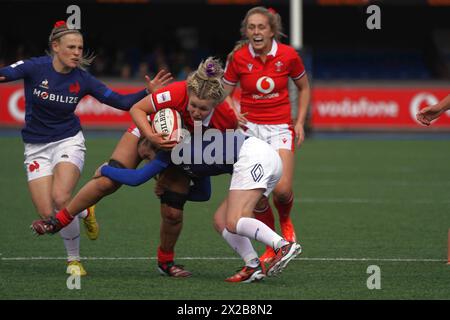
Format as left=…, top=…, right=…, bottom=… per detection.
left=0, top=0, right=449, bottom=131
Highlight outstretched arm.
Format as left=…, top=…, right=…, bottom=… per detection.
left=100, top=152, right=171, bottom=186
left=88, top=70, right=173, bottom=111
left=0, top=59, right=34, bottom=82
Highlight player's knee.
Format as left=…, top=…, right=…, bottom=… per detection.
left=52, top=192, right=71, bottom=211
left=161, top=207, right=183, bottom=225
left=254, top=196, right=269, bottom=211
left=225, top=218, right=239, bottom=234
left=274, top=188, right=293, bottom=204
left=160, top=190, right=188, bottom=211
left=95, top=176, right=120, bottom=195
left=36, top=210, right=53, bottom=219
left=213, top=216, right=225, bottom=234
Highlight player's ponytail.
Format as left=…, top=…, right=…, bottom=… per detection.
left=228, top=6, right=286, bottom=62
left=47, top=20, right=95, bottom=71
left=187, top=57, right=226, bottom=105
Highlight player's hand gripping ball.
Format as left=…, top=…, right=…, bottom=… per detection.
left=151, top=108, right=184, bottom=142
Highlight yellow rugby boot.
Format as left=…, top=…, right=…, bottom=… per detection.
left=66, top=260, right=87, bottom=276
left=83, top=205, right=99, bottom=240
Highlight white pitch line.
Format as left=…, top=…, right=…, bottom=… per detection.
left=295, top=198, right=450, bottom=204
left=1, top=256, right=446, bottom=262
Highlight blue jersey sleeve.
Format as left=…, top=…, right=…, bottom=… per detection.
left=0, top=59, right=35, bottom=82
left=101, top=152, right=171, bottom=186
left=188, top=177, right=211, bottom=202
left=86, top=74, right=148, bottom=111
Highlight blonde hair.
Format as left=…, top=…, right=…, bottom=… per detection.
left=47, top=21, right=95, bottom=70
left=187, top=57, right=226, bottom=105
left=228, top=6, right=285, bottom=61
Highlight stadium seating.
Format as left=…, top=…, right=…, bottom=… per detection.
left=312, top=48, right=432, bottom=80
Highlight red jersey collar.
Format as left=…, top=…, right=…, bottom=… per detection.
left=248, top=39, right=278, bottom=58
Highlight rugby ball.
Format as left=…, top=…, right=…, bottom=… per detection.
left=152, top=108, right=183, bottom=142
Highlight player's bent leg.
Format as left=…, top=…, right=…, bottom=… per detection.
left=224, top=190, right=272, bottom=282
left=213, top=198, right=228, bottom=233
left=225, top=189, right=264, bottom=234
left=66, top=131, right=141, bottom=215
left=214, top=198, right=264, bottom=283
left=52, top=162, right=87, bottom=274
left=226, top=190, right=302, bottom=277
left=254, top=197, right=276, bottom=264
left=31, top=132, right=142, bottom=238
left=159, top=203, right=184, bottom=254
left=52, top=161, right=81, bottom=210
left=27, top=175, right=54, bottom=219
left=273, top=149, right=297, bottom=243
left=66, top=176, right=121, bottom=216
left=66, top=132, right=142, bottom=240
left=157, top=204, right=191, bottom=278
left=156, top=168, right=192, bottom=278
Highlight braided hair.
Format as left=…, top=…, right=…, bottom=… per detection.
left=187, top=57, right=226, bottom=105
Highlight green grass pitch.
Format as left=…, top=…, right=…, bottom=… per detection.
left=0, top=133, right=449, bottom=299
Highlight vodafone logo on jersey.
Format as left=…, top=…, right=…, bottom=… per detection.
left=256, top=76, right=275, bottom=94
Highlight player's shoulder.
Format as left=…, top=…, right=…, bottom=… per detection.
left=154, top=80, right=186, bottom=94
left=27, top=55, right=53, bottom=65
left=233, top=44, right=251, bottom=61
left=74, top=67, right=91, bottom=79
left=277, top=43, right=299, bottom=56
left=16, top=55, right=52, bottom=70
left=152, top=81, right=188, bottom=106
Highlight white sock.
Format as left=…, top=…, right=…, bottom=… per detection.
left=78, top=209, right=88, bottom=219
left=59, top=216, right=81, bottom=262
left=222, top=228, right=259, bottom=267
left=236, top=217, right=288, bottom=251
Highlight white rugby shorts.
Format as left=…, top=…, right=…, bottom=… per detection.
left=23, top=131, right=86, bottom=181
left=241, top=121, right=295, bottom=151
left=230, top=137, right=282, bottom=197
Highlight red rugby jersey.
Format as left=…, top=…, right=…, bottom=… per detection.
left=127, top=81, right=237, bottom=135
left=223, top=40, right=306, bottom=124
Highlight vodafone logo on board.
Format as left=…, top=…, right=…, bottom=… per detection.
left=409, top=92, right=444, bottom=123
left=8, top=88, right=25, bottom=122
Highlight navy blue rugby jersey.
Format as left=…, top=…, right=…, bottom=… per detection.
left=0, top=56, right=147, bottom=143
left=101, top=131, right=251, bottom=186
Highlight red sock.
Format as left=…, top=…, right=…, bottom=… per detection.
left=274, top=194, right=294, bottom=222
left=55, top=208, right=74, bottom=227
left=157, top=246, right=174, bottom=264
left=254, top=204, right=275, bottom=231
